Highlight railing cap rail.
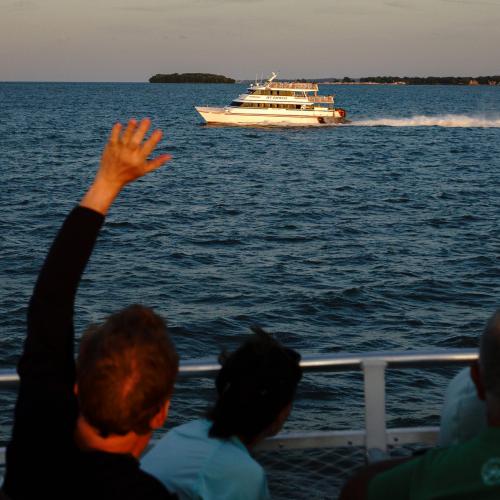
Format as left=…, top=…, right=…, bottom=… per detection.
left=0, top=348, right=477, bottom=384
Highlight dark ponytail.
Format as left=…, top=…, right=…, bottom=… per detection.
left=208, top=326, right=302, bottom=441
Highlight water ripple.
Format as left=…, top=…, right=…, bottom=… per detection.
left=1, top=82, right=499, bottom=435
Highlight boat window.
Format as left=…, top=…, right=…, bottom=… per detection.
left=230, top=101, right=242, bottom=107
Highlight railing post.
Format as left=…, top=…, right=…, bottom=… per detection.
left=362, top=358, right=387, bottom=459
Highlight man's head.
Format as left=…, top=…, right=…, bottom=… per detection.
left=476, top=310, right=500, bottom=400
left=76, top=305, right=178, bottom=438
left=208, top=326, right=302, bottom=445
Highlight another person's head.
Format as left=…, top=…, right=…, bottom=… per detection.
left=76, top=304, right=179, bottom=441
left=208, top=326, right=302, bottom=447
left=473, top=310, right=500, bottom=422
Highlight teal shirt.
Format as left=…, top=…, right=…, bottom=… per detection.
left=141, top=419, right=271, bottom=500
left=369, top=427, right=500, bottom=500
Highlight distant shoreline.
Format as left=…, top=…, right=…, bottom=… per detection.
left=149, top=73, right=235, bottom=83
left=238, top=76, right=500, bottom=86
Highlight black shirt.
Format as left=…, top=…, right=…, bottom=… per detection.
left=3, top=206, right=176, bottom=499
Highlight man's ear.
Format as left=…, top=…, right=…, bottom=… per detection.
left=470, top=361, right=486, bottom=401
left=150, top=400, right=170, bottom=430
left=74, top=383, right=79, bottom=396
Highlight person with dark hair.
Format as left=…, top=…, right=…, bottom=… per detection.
left=2, top=118, right=179, bottom=500
left=142, top=326, right=302, bottom=500
left=340, top=310, right=500, bottom=500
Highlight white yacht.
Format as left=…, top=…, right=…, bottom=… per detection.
left=195, top=72, right=347, bottom=126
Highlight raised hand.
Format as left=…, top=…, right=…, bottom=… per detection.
left=80, top=118, right=171, bottom=214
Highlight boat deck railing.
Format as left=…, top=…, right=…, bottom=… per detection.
left=307, top=95, right=334, bottom=103
left=267, top=82, right=319, bottom=91
left=0, top=348, right=478, bottom=498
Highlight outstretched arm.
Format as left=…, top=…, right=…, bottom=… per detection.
left=6, top=119, right=170, bottom=498
left=20, top=118, right=171, bottom=377
left=81, top=118, right=171, bottom=214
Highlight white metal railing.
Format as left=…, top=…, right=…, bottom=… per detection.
left=307, top=95, right=334, bottom=103
left=268, top=82, right=318, bottom=90
left=0, top=348, right=478, bottom=464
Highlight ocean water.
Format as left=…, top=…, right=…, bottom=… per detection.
left=0, top=82, right=499, bottom=446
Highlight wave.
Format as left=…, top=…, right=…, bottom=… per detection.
left=352, top=114, right=500, bottom=128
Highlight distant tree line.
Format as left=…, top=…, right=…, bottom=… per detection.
left=293, top=75, right=500, bottom=85
left=359, top=76, right=500, bottom=84
left=149, top=73, right=235, bottom=83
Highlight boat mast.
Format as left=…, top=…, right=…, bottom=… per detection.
left=266, top=72, right=278, bottom=87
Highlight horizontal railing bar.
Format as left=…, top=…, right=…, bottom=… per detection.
left=0, top=349, right=478, bottom=385
left=249, top=426, right=441, bottom=451
left=299, top=349, right=478, bottom=372
left=0, top=426, right=441, bottom=466
left=255, top=429, right=366, bottom=451
left=178, top=359, right=221, bottom=376
left=0, top=370, right=19, bottom=385
left=180, top=348, right=478, bottom=376
left=387, top=426, right=440, bottom=446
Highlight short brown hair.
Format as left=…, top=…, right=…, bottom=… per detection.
left=76, top=305, right=178, bottom=437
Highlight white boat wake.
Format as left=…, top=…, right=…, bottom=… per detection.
left=351, top=114, right=500, bottom=128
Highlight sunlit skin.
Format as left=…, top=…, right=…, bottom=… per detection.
left=74, top=401, right=170, bottom=459
left=75, top=118, right=172, bottom=458
left=80, top=118, right=172, bottom=215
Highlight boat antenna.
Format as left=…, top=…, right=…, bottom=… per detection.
left=268, top=72, right=278, bottom=83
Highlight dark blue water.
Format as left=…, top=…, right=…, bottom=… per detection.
left=1, top=83, right=499, bottom=442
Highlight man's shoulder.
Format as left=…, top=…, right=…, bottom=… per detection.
left=77, top=450, right=177, bottom=500
left=127, top=469, right=179, bottom=500
left=369, top=435, right=500, bottom=500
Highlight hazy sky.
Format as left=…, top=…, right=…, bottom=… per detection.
left=1, top=0, right=499, bottom=81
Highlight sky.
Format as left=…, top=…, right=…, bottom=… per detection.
left=1, top=0, right=499, bottom=81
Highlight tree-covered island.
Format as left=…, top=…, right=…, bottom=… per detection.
left=149, top=73, right=235, bottom=83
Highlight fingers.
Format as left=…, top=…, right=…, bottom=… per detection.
left=145, top=154, right=172, bottom=173
left=110, top=118, right=168, bottom=165
left=131, top=118, right=151, bottom=146
left=142, top=129, right=163, bottom=157
left=121, top=118, right=137, bottom=144
left=109, top=122, right=122, bottom=144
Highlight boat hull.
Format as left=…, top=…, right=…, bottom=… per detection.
left=195, top=106, right=346, bottom=126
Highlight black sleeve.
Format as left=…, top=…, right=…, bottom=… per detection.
left=18, top=206, right=104, bottom=383
left=4, top=206, right=104, bottom=496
